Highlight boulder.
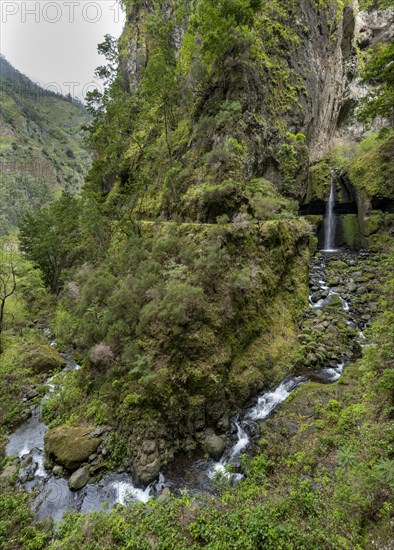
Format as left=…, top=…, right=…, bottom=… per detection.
left=204, top=433, right=225, bottom=460
left=44, top=427, right=101, bottom=470
left=324, top=293, right=343, bottom=309
left=21, top=344, right=66, bottom=374
left=52, top=465, right=63, bottom=477
left=0, top=464, right=18, bottom=479
left=68, top=466, right=90, bottom=491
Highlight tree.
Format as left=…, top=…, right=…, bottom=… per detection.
left=0, top=241, right=17, bottom=353
left=358, top=40, right=394, bottom=124
left=19, top=192, right=82, bottom=294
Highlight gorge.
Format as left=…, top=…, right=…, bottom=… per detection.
left=0, top=0, right=393, bottom=548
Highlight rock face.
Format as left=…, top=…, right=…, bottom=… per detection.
left=68, top=466, right=90, bottom=491
left=44, top=427, right=101, bottom=471
left=132, top=440, right=161, bottom=485
left=204, top=432, right=225, bottom=460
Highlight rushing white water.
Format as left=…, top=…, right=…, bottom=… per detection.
left=209, top=377, right=305, bottom=480
left=248, top=378, right=304, bottom=421
left=320, top=362, right=345, bottom=382
left=111, top=480, right=151, bottom=505
left=323, top=173, right=336, bottom=252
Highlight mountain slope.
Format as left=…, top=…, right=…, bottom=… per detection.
left=0, top=56, right=91, bottom=234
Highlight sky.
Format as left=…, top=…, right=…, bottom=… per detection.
left=0, top=0, right=125, bottom=99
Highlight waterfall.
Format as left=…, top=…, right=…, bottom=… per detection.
left=323, top=171, right=336, bottom=251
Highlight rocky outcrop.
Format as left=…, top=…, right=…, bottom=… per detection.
left=44, top=427, right=101, bottom=471
left=132, top=440, right=161, bottom=484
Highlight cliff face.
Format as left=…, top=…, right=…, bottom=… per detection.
left=116, top=0, right=359, bottom=199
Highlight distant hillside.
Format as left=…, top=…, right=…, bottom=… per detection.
left=0, top=55, right=91, bottom=234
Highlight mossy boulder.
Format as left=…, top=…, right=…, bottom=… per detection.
left=21, top=344, right=66, bottom=374
left=44, top=427, right=101, bottom=471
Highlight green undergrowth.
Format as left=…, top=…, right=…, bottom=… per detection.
left=41, top=218, right=310, bottom=467
left=0, top=244, right=54, bottom=451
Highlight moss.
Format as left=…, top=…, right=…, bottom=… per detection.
left=306, top=161, right=331, bottom=202
left=346, top=135, right=394, bottom=199
left=44, top=426, right=101, bottom=471
left=339, top=215, right=360, bottom=249
left=20, top=344, right=66, bottom=374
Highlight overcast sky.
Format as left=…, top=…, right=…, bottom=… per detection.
left=0, top=1, right=125, bottom=99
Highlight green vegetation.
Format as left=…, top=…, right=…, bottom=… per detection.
left=38, top=219, right=310, bottom=472
left=358, top=40, right=394, bottom=122
left=0, top=241, right=55, bottom=445
left=0, top=56, right=90, bottom=235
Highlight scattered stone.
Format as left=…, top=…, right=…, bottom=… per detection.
left=133, top=440, right=161, bottom=484
left=52, top=465, right=63, bottom=477
left=21, top=455, right=33, bottom=467
left=158, top=487, right=171, bottom=502
left=68, top=466, right=90, bottom=491
left=25, top=388, right=39, bottom=400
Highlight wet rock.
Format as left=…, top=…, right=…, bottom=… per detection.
left=25, top=388, right=39, bottom=400
left=325, top=294, right=343, bottom=309
left=204, top=432, right=225, bottom=460
left=347, top=280, right=356, bottom=292
left=21, top=455, right=33, bottom=467
left=68, top=466, right=90, bottom=491
left=44, top=427, right=101, bottom=470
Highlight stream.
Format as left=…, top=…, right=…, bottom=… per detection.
left=5, top=249, right=373, bottom=521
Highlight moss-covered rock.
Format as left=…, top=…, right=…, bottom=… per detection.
left=305, top=160, right=331, bottom=203
left=44, top=427, right=101, bottom=471
left=203, top=432, right=226, bottom=460
left=346, top=135, right=394, bottom=201
left=20, top=345, right=66, bottom=374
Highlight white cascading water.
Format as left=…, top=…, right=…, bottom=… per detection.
left=209, top=378, right=304, bottom=479
left=323, top=172, right=336, bottom=251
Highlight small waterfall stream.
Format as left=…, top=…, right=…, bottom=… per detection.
left=323, top=172, right=336, bottom=251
